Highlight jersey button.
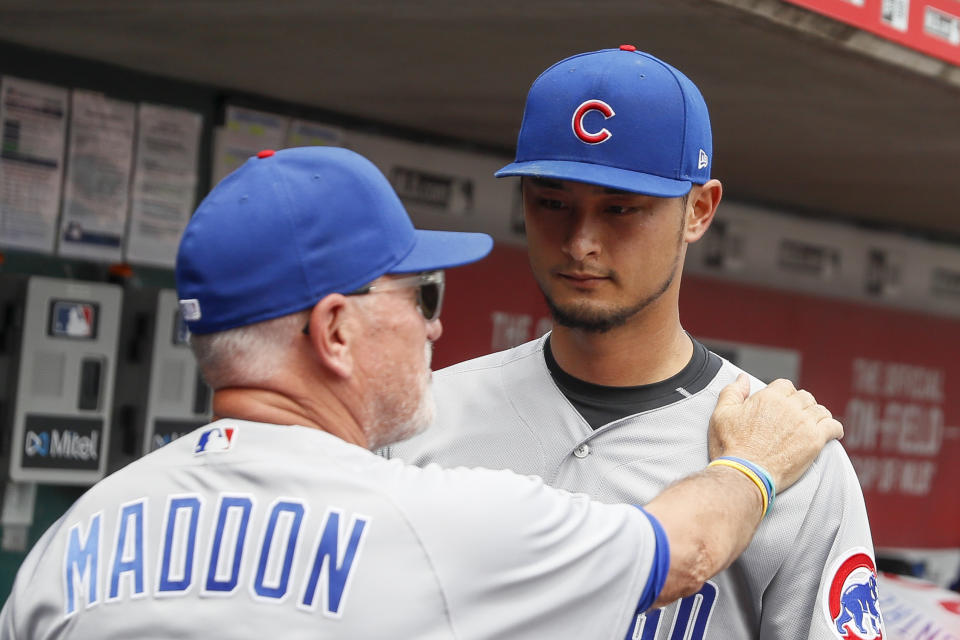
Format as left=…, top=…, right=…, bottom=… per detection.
left=573, top=443, right=590, bottom=458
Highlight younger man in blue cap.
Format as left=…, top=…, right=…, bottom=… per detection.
left=388, top=46, right=882, bottom=639
left=0, top=146, right=842, bottom=639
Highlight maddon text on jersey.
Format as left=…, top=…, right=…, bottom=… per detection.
left=62, top=493, right=371, bottom=619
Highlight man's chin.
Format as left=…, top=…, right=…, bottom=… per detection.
left=546, top=299, right=634, bottom=334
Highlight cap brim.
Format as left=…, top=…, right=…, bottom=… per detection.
left=389, top=229, right=493, bottom=274
left=495, top=160, right=692, bottom=198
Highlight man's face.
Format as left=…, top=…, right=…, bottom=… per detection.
left=352, top=276, right=441, bottom=449
left=522, top=177, right=688, bottom=333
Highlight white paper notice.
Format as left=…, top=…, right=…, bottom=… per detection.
left=881, top=0, right=910, bottom=32
left=210, top=106, right=289, bottom=186
left=0, top=77, right=69, bottom=253
left=125, top=103, right=203, bottom=267
left=286, top=119, right=343, bottom=148
left=58, top=90, right=137, bottom=262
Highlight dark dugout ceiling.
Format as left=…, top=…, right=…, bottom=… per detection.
left=0, top=0, right=958, bottom=240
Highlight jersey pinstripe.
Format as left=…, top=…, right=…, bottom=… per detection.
left=1, top=419, right=665, bottom=640
left=386, top=334, right=880, bottom=640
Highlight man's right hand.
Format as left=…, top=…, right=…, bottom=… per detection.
left=708, top=374, right=843, bottom=493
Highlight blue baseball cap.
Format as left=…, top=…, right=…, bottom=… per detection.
left=176, top=146, right=493, bottom=334
left=496, top=45, right=712, bottom=197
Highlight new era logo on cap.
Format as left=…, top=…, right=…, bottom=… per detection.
left=698, top=149, right=709, bottom=170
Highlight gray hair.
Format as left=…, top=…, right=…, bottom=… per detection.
left=189, top=311, right=309, bottom=389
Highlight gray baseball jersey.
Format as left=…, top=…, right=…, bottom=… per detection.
left=0, top=419, right=669, bottom=639
left=386, top=334, right=884, bottom=640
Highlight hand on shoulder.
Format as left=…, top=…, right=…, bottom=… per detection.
left=708, top=375, right=843, bottom=493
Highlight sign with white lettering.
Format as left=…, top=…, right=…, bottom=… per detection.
left=20, top=416, right=103, bottom=471
left=845, top=359, right=944, bottom=498
left=7, top=277, right=121, bottom=485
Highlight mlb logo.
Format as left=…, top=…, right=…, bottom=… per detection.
left=194, top=426, right=236, bottom=455
left=51, top=301, right=97, bottom=339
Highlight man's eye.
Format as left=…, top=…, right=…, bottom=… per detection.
left=606, top=205, right=636, bottom=215
left=538, top=198, right=568, bottom=210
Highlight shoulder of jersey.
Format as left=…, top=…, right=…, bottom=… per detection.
left=435, top=335, right=546, bottom=380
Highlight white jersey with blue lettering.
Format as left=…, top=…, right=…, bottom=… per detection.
left=0, top=419, right=669, bottom=639
left=385, top=334, right=884, bottom=640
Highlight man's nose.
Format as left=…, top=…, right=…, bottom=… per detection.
left=563, top=212, right=602, bottom=261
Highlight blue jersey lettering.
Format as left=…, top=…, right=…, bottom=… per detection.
left=669, top=581, right=717, bottom=640
left=299, top=509, right=370, bottom=617
left=629, top=582, right=718, bottom=640
left=64, top=512, right=102, bottom=616
left=109, top=500, right=147, bottom=600
left=61, top=495, right=373, bottom=620
left=205, top=495, right=253, bottom=594
left=158, top=495, right=202, bottom=594
left=254, top=500, right=305, bottom=600
left=629, top=608, right=661, bottom=639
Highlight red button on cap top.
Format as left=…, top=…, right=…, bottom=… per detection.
left=257, top=149, right=275, bottom=159
left=619, top=44, right=637, bottom=51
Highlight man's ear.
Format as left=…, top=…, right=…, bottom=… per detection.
left=684, top=179, right=723, bottom=243
left=305, top=294, right=354, bottom=379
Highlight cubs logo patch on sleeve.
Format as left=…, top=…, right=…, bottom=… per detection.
left=823, top=548, right=885, bottom=639
left=194, top=425, right=236, bottom=455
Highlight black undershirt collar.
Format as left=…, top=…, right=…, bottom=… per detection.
left=544, top=334, right=722, bottom=430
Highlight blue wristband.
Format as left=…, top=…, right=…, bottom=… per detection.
left=715, top=456, right=776, bottom=516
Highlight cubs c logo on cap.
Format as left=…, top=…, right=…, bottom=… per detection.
left=572, top=99, right=615, bottom=144
left=822, top=548, right=884, bottom=639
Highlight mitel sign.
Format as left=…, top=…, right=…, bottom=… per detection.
left=20, top=416, right=103, bottom=472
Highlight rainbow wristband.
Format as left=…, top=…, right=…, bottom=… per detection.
left=707, top=457, right=775, bottom=518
